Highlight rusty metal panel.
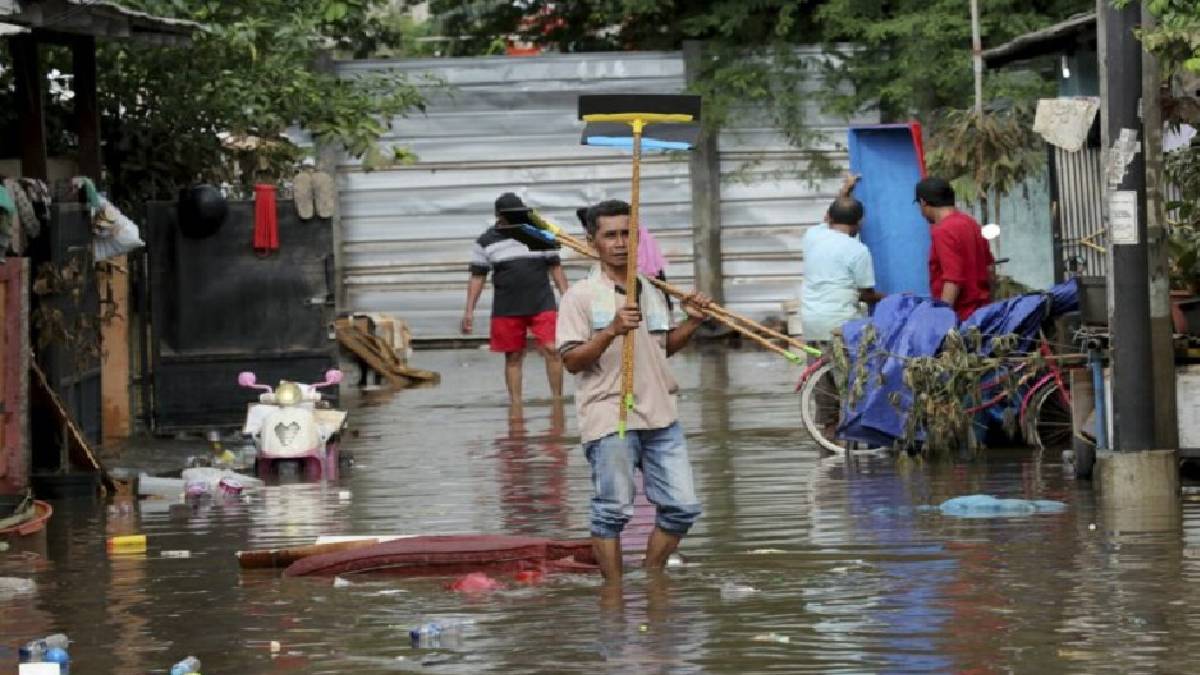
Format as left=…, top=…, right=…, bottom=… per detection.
left=0, top=259, right=30, bottom=495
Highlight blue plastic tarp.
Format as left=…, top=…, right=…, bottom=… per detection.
left=837, top=279, right=1080, bottom=446
left=838, top=295, right=957, bottom=446
left=847, top=125, right=931, bottom=296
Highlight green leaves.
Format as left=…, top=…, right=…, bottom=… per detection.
left=925, top=104, right=1045, bottom=220
left=818, top=0, right=1088, bottom=119
left=1165, top=143, right=1200, bottom=292
left=93, top=0, right=426, bottom=206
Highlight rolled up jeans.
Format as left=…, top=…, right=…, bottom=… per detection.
left=583, top=421, right=702, bottom=539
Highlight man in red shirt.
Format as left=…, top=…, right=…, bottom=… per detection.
left=916, top=177, right=994, bottom=320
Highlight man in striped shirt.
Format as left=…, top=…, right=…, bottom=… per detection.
left=462, top=193, right=569, bottom=418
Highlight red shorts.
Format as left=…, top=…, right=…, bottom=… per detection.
left=490, top=311, right=557, bottom=353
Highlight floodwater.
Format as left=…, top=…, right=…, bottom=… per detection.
left=4, top=347, right=1200, bottom=674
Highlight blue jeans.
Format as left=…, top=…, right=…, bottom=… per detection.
left=583, top=422, right=702, bottom=539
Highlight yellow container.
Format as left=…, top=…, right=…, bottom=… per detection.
left=107, top=534, right=147, bottom=553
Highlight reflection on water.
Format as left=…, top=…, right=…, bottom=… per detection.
left=2, top=347, right=1200, bottom=673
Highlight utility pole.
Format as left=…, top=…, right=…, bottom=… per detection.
left=969, top=0, right=988, bottom=223
left=969, top=0, right=983, bottom=117
left=1099, top=0, right=1155, bottom=452
left=1095, top=0, right=1177, bottom=517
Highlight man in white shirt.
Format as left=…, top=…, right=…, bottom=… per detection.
left=800, top=176, right=882, bottom=344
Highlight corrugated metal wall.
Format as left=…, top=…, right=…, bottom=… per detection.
left=1053, top=146, right=1107, bottom=276
left=335, top=51, right=877, bottom=338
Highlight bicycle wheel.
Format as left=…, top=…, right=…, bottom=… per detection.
left=799, top=361, right=846, bottom=455
left=1024, top=381, right=1075, bottom=451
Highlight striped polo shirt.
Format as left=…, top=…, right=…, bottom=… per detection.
left=469, top=226, right=561, bottom=317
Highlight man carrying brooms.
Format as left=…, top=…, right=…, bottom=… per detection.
left=557, top=199, right=711, bottom=583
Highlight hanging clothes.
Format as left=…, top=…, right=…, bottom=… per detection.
left=253, top=183, right=279, bottom=256
left=2, top=179, right=24, bottom=254
left=0, top=184, right=15, bottom=254
left=20, top=178, right=51, bottom=232
left=9, top=179, right=38, bottom=245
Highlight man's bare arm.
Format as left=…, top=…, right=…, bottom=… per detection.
left=461, top=274, right=486, bottom=334
left=551, top=265, right=569, bottom=294
left=858, top=288, right=884, bottom=305
left=940, top=281, right=961, bottom=306
left=666, top=292, right=711, bottom=356
left=562, top=307, right=639, bottom=373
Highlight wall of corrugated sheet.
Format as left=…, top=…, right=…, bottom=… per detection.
left=1053, top=146, right=1107, bottom=277
left=335, top=51, right=877, bottom=338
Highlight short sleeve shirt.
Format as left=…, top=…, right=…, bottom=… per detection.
left=800, top=225, right=876, bottom=341
left=556, top=268, right=678, bottom=444
left=470, top=226, right=561, bottom=317
left=929, top=211, right=994, bottom=320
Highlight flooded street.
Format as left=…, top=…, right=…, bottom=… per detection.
left=4, top=347, right=1200, bottom=673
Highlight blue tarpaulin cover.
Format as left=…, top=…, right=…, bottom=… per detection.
left=836, top=279, right=1080, bottom=446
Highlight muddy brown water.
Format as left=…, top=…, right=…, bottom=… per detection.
left=3, top=348, right=1200, bottom=674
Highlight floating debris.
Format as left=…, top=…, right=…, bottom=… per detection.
left=720, top=582, right=759, bottom=600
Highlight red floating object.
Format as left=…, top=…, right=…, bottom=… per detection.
left=513, top=569, right=543, bottom=585
left=447, top=571, right=505, bottom=593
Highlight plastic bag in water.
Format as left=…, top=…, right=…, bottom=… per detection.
left=938, top=494, right=1067, bottom=518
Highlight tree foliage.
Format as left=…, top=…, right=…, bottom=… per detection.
left=97, top=0, right=428, bottom=207
left=816, top=0, right=1090, bottom=120
left=433, top=0, right=830, bottom=149
left=429, top=0, right=1089, bottom=124
left=925, top=104, right=1044, bottom=222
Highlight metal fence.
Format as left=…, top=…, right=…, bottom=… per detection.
left=335, top=51, right=876, bottom=338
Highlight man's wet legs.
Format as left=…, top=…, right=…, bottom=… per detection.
left=504, top=349, right=524, bottom=418
left=536, top=343, right=564, bottom=399
left=592, top=536, right=624, bottom=583
left=643, top=528, right=682, bottom=571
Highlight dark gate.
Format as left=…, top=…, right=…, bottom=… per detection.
left=144, top=200, right=338, bottom=432
left=30, top=204, right=102, bottom=453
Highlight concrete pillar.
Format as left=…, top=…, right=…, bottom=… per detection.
left=1095, top=450, right=1180, bottom=532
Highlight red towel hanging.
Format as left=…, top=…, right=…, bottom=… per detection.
left=253, top=183, right=279, bottom=256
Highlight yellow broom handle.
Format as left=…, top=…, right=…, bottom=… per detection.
left=619, top=120, right=645, bottom=437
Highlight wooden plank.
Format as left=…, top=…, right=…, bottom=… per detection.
left=335, top=324, right=408, bottom=388
left=333, top=318, right=439, bottom=387
left=31, top=360, right=113, bottom=493
left=99, top=258, right=131, bottom=444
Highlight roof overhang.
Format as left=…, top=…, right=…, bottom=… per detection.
left=983, top=12, right=1096, bottom=69
left=0, top=0, right=201, bottom=45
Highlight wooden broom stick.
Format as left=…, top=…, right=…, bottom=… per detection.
left=531, top=213, right=815, bottom=362
left=618, top=120, right=645, bottom=438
